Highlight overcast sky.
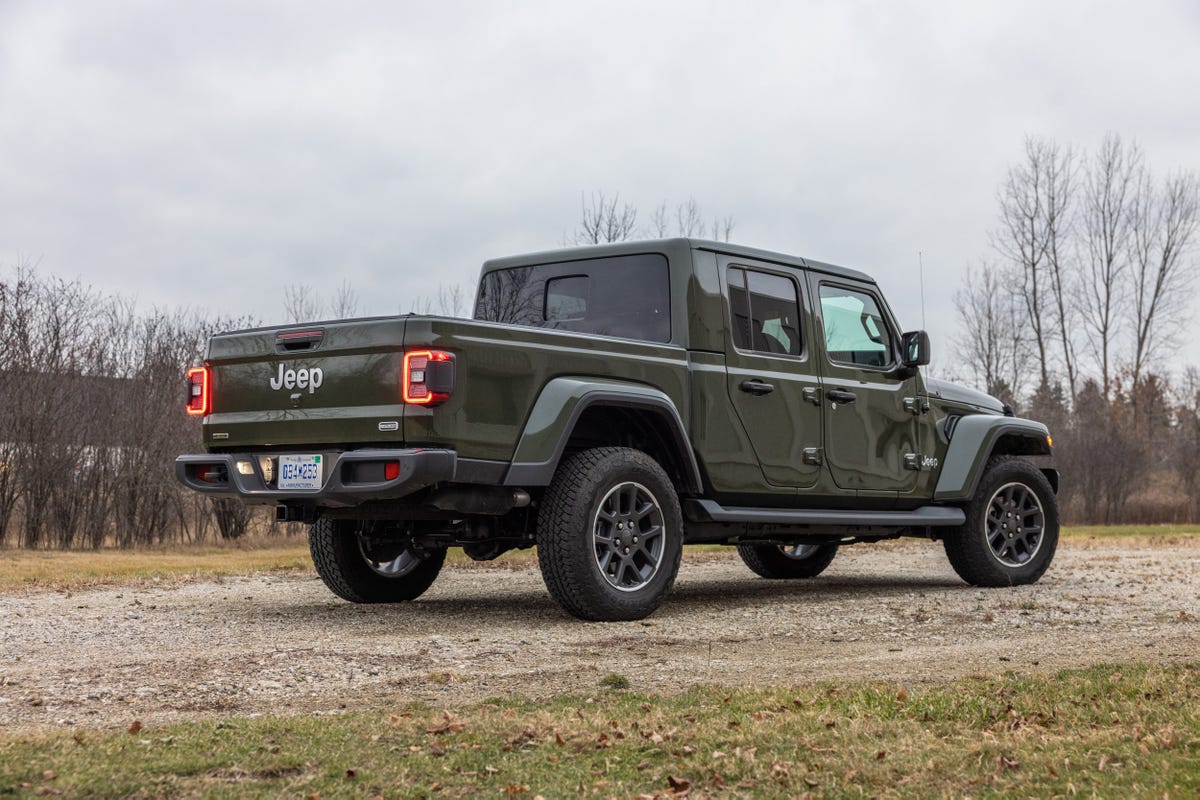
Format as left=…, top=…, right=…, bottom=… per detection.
left=2, top=1, right=1198, bottom=379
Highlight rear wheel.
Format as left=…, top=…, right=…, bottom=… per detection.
left=308, top=518, right=445, bottom=603
left=943, top=456, right=1058, bottom=587
left=537, top=447, right=682, bottom=621
left=737, top=542, right=839, bottom=579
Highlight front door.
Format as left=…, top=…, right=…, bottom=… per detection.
left=811, top=279, right=919, bottom=493
left=722, top=259, right=823, bottom=489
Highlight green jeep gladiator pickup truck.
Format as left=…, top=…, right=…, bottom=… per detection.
left=177, top=238, right=1058, bottom=621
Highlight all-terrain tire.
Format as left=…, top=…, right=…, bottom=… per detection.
left=536, top=447, right=683, bottom=621
left=308, top=518, right=445, bottom=603
left=943, top=455, right=1059, bottom=587
left=737, top=543, right=839, bottom=579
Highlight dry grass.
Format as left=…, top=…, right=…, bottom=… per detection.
left=0, top=539, right=314, bottom=592
left=1062, top=523, right=1200, bottom=548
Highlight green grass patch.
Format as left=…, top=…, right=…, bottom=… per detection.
left=1, top=664, right=1197, bottom=798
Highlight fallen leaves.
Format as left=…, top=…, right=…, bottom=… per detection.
left=426, top=711, right=464, bottom=735
left=666, top=774, right=690, bottom=793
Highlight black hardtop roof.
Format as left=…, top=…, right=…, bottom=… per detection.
left=480, top=237, right=874, bottom=283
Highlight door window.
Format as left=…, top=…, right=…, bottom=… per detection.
left=818, top=284, right=893, bottom=368
left=727, top=267, right=802, bottom=357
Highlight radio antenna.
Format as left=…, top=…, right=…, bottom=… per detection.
left=918, top=251, right=927, bottom=329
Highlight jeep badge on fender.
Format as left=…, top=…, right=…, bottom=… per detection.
left=177, top=238, right=1059, bottom=621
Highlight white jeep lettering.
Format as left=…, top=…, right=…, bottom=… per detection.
left=269, top=364, right=324, bottom=394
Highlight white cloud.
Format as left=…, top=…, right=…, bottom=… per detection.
left=0, top=0, right=1197, bottom=377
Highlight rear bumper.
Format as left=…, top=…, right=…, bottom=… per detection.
left=175, top=448, right=456, bottom=507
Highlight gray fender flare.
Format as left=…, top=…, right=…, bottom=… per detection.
left=934, top=415, right=1053, bottom=501
left=503, top=377, right=702, bottom=491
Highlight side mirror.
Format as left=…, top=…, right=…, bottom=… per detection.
left=901, top=330, right=931, bottom=368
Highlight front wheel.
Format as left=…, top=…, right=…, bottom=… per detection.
left=308, top=519, right=445, bottom=603
left=737, top=542, right=839, bottom=579
left=943, top=456, right=1059, bottom=587
left=537, top=447, right=683, bottom=621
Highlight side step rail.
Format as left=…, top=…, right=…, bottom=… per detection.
left=683, top=499, right=965, bottom=528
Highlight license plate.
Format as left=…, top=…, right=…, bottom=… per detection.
left=278, top=454, right=323, bottom=490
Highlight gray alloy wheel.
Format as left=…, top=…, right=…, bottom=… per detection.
left=985, top=481, right=1046, bottom=567
left=536, top=447, right=683, bottom=621
left=943, top=455, right=1059, bottom=587
left=592, top=480, right=667, bottom=592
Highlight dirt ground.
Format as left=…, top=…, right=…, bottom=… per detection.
left=2, top=538, right=1197, bottom=733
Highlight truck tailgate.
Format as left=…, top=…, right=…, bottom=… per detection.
left=202, top=317, right=408, bottom=449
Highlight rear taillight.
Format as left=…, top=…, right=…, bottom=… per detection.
left=186, top=366, right=210, bottom=416
left=402, top=350, right=455, bottom=406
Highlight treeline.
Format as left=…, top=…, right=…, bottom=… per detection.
left=0, top=263, right=262, bottom=548
left=953, top=134, right=1199, bottom=524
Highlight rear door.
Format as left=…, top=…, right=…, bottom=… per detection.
left=721, top=257, right=823, bottom=488
left=811, top=279, right=919, bottom=493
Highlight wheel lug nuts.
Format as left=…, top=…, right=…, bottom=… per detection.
left=624, top=547, right=630, bottom=554
left=633, top=536, right=638, bottom=543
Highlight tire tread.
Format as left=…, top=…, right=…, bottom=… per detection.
left=308, top=518, right=444, bottom=604
left=943, top=455, right=1058, bottom=587
left=537, top=447, right=682, bottom=621
left=737, top=543, right=838, bottom=579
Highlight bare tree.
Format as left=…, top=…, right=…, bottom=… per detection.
left=574, top=192, right=638, bottom=244
left=650, top=203, right=670, bottom=237
left=710, top=214, right=736, bottom=242
left=675, top=197, right=704, bottom=237
left=952, top=262, right=1030, bottom=405
left=1041, top=142, right=1080, bottom=400
left=1128, top=169, right=1199, bottom=389
left=329, top=279, right=359, bottom=318
left=648, top=198, right=736, bottom=241
left=1080, top=134, right=1141, bottom=397
left=435, top=283, right=467, bottom=317
left=282, top=283, right=322, bottom=323
left=407, top=282, right=469, bottom=317
left=992, top=136, right=1055, bottom=389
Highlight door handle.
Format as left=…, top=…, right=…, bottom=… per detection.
left=826, top=388, right=857, bottom=404
left=739, top=379, right=775, bottom=396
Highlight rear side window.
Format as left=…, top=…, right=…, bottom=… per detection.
left=818, top=283, right=892, bottom=368
left=726, top=267, right=803, bottom=356
left=474, top=254, right=670, bottom=342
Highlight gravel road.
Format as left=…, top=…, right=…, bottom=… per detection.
left=2, top=538, right=1197, bottom=732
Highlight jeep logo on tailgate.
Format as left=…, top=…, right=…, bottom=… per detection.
left=270, top=364, right=324, bottom=394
